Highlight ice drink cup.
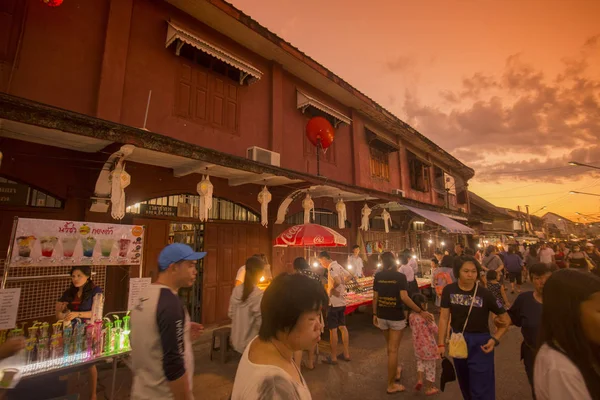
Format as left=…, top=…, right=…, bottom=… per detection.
left=118, top=239, right=131, bottom=258
left=61, top=237, right=78, bottom=258
left=40, top=236, right=58, bottom=258
left=99, top=238, right=114, bottom=258
left=16, top=236, right=36, bottom=259
left=81, top=237, right=97, bottom=258
left=0, top=368, right=19, bottom=388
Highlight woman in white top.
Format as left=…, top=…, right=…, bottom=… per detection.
left=398, top=254, right=418, bottom=296
left=231, top=273, right=328, bottom=400
left=229, top=256, right=265, bottom=353
left=534, top=269, right=600, bottom=400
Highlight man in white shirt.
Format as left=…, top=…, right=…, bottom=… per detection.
left=130, top=243, right=206, bottom=400
left=318, top=251, right=351, bottom=364
left=538, top=242, right=556, bottom=265
left=347, top=245, right=365, bottom=278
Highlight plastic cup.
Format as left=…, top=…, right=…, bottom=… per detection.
left=40, top=236, right=58, bottom=258
left=99, top=238, right=114, bottom=257
left=81, top=237, right=97, bottom=258
left=62, top=237, right=78, bottom=258
left=16, top=236, right=36, bottom=258
left=118, top=239, right=131, bottom=258
left=0, top=368, right=19, bottom=388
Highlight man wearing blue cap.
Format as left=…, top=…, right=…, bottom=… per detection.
left=130, top=243, right=207, bottom=400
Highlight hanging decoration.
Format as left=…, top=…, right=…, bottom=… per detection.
left=381, top=209, right=392, bottom=233
left=335, top=198, right=346, bottom=229
left=302, top=193, right=315, bottom=224
left=360, top=204, right=372, bottom=231
left=197, top=175, right=214, bottom=222
left=257, top=186, right=272, bottom=227
left=42, top=0, right=64, bottom=6
left=110, top=160, right=130, bottom=220
left=305, top=116, right=335, bottom=176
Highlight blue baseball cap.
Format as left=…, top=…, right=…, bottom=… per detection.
left=158, top=243, right=207, bottom=271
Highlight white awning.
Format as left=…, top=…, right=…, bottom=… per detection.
left=296, top=89, right=352, bottom=127
left=166, top=21, right=263, bottom=85
left=403, top=205, right=475, bottom=234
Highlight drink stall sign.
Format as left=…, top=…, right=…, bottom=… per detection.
left=9, top=218, right=145, bottom=267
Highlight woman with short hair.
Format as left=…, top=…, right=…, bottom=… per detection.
left=231, top=273, right=327, bottom=400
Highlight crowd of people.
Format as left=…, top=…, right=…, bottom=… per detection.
left=112, top=240, right=600, bottom=400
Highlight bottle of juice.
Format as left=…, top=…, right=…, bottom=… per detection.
left=25, top=323, right=40, bottom=364
left=103, top=318, right=113, bottom=355
left=37, top=323, right=50, bottom=364
left=122, top=313, right=131, bottom=351
left=63, top=324, right=73, bottom=362
left=112, top=316, right=122, bottom=353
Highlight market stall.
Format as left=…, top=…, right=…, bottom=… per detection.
left=0, top=217, right=144, bottom=399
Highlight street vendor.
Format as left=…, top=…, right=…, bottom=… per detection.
left=347, top=245, right=365, bottom=278
left=55, top=265, right=103, bottom=400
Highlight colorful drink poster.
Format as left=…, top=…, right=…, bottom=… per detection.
left=9, top=218, right=144, bottom=267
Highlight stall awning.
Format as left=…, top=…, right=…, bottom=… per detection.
left=166, top=21, right=263, bottom=85
left=403, top=205, right=475, bottom=234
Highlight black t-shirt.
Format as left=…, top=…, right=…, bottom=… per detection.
left=508, top=291, right=542, bottom=348
left=373, top=269, right=408, bottom=321
left=441, top=282, right=506, bottom=333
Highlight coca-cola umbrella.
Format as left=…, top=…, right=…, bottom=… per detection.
left=274, top=223, right=347, bottom=247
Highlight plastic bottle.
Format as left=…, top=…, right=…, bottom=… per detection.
left=122, top=313, right=131, bottom=351
left=103, top=318, right=113, bottom=355
left=112, top=316, right=122, bottom=353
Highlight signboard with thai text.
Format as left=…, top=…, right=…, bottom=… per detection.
left=9, top=218, right=145, bottom=267
left=139, top=204, right=177, bottom=217
left=0, top=182, right=28, bottom=206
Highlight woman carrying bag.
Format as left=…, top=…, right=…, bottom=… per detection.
left=437, top=256, right=511, bottom=400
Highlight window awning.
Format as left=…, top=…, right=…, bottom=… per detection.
left=365, top=126, right=399, bottom=153
left=296, top=89, right=352, bottom=127
left=166, top=21, right=263, bottom=85
left=403, top=205, right=475, bottom=234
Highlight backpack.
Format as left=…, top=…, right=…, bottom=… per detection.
left=434, top=271, right=452, bottom=296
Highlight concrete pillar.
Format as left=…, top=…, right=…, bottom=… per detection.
left=270, top=63, right=284, bottom=154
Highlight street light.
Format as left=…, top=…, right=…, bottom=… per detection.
left=569, top=161, right=600, bottom=170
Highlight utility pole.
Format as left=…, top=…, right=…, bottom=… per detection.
left=525, top=205, right=534, bottom=234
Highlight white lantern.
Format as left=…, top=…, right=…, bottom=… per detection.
left=257, top=186, right=272, bottom=227
left=302, top=193, right=314, bottom=224
left=110, top=160, right=130, bottom=220
left=360, top=204, right=372, bottom=231
left=381, top=209, right=392, bottom=233
left=197, top=175, right=214, bottom=222
left=335, top=198, right=346, bottom=229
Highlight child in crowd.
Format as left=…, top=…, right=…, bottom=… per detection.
left=486, top=270, right=510, bottom=308
left=409, top=293, right=440, bottom=396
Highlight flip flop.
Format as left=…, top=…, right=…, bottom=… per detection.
left=415, top=382, right=423, bottom=391
left=322, top=355, right=338, bottom=365
left=336, top=353, right=351, bottom=362
left=386, top=384, right=406, bottom=394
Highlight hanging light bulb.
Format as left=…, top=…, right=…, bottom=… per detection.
left=312, top=262, right=318, bottom=268
left=412, top=255, right=417, bottom=259
left=377, top=263, right=382, bottom=268
left=428, top=239, right=433, bottom=244
left=347, top=264, right=353, bottom=269
left=395, top=259, right=400, bottom=265
left=441, top=241, right=446, bottom=246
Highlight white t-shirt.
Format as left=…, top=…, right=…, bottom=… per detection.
left=231, top=337, right=312, bottom=400
left=407, top=257, right=419, bottom=274
left=236, top=265, right=246, bottom=283
left=229, top=285, right=263, bottom=353
left=539, top=248, right=555, bottom=264
left=327, top=261, right=347, bottom=307
left=398, top=264, right=415, bottom=282
left=534, top=343, right=592, bottom=400
left=348, top=255, right=364, bottom=277
left=130, top=284, right=194, bottom=400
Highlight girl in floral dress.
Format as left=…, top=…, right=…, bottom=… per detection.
left=409, top=293, right=440, bottom=396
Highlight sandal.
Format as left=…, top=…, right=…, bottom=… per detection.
left=322, top=355, right=338, bottom=365
left=425, top=387, right=440, bottom=396
left=415, top=381, right=423, bottom=391
left=386, top=384, right=406, bottom=394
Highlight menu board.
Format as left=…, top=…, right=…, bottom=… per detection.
left=9, top=218, right=145, bottom=267
left=0, top=288, right=20, bottom=330
left=128, top=277, right=152, bottom=310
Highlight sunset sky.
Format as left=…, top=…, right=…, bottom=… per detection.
left=231, top=0, right=600, bottom=222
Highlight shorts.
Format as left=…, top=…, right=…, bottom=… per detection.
left=508, top=271, right=522, bottom=285
left=377, top=318, right=407, bottom=331
left=327, top=306, right=346, bottom=329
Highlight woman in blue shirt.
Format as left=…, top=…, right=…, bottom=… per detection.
left=56, top=266, right=103, bottom=400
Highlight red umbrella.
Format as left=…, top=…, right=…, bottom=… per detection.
left=274, top=224, right=347, bottom=247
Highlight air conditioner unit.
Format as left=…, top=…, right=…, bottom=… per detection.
left=247, top=146, right=281, bottom=167
left=391, top=189, right=405, bottom=197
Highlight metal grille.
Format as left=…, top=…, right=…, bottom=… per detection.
left=0, top=260, right=106, bottom=323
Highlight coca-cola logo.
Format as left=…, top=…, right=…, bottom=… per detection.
left=281, top=225, right=304, bottom=245
left=313, top=235, right=325, bottom=244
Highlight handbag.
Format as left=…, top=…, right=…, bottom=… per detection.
left=448, top=282, right=479, bottom=359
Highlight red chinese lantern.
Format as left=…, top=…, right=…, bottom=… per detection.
left=42, top=0, right=63, bottom=6
left=305, top=116, right=335, bottom=150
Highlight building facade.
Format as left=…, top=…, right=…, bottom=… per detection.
left=0, top=0, right=474, bottom=325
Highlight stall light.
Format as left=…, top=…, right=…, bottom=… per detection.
left=134, top=203, right=140, bottom=208
left=414, top=221, right=425, bottom=224
left=428, top=239, right=433, bottom=244
left=377, top=263, right=382, bottom=268
left=312, top=262, right=319, bottom=268
left=441, top=241, right=446, bottom=246
left=477, top=244, right=481, bottom=248
left=412, top=255, right=417, bottom=259
left=259, top=276, right=265, bottom=282
left=347, top=264, right=353, bottom=269
left=395, top=259, right=400, bottom=265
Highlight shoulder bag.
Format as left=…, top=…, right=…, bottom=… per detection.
left=448, top=282, right=479, bottom=359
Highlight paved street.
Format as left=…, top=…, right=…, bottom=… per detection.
left=95, top=282, right=533, bottom=400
